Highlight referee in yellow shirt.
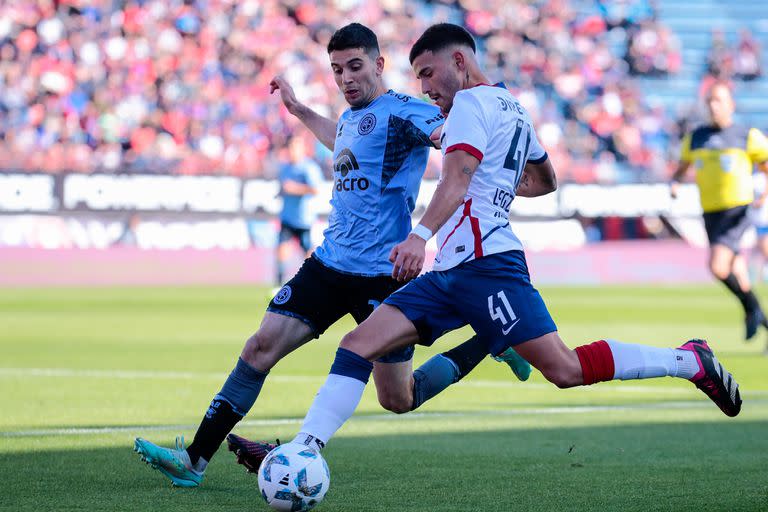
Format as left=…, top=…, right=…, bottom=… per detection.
left=671, top=81, right=768, bottom=340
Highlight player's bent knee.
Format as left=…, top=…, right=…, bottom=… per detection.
left=377, top=392, right=412, bottom=414
left=339, top=330, right=366, bottom=353
left=241, top=331, right=280, bottom=370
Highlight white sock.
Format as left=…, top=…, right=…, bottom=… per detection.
left=605, top=339, right=693, bottom=380
left=293, top=373, right=367, bottom=450
left=672, top=349, right=700, bottom=379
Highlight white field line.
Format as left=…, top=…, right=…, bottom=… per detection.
left=1, top=367, right=767, bottom=397
left=5, top=400, right=766, bottom=438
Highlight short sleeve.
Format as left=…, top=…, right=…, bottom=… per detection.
left=442, top=92, right=488, bottom=162
left=679, top=133, right=692, bottom=163
left=401, top=98, right=444, bottom=144
left=528, top=128, right=548, bottom=164
left=747, top=128, right=768, bottom=163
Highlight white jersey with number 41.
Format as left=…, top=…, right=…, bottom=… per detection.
left=434, top=84, right=548, bottom=271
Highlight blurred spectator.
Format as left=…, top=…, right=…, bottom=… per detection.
left=734, top=28, right=762, bottom=81
left=626, top=19, right=681, bottom=76
left=0, top=0, right=689, bottom=184
left=707, top=28, right=734, bottom=78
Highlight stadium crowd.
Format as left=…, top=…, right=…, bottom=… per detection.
left=0, top=0, right=760, bottom=182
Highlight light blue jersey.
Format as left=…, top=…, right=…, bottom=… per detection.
left=279, top=158, right=323, bottom=229
left=313, top=89, right=444, bottom=276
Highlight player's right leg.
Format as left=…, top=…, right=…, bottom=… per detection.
left=512, top=332, right=742, bottom=417
left=135, top=256, right=347, bottom=486
left=135, top=312, right=314, bottom=486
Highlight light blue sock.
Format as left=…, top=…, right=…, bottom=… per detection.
left=411, top=354, right=460, bottom=411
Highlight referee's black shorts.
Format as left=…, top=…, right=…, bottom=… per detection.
left=703, top=204, right=752, bottom=252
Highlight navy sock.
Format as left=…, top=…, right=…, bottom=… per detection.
left=187, top=358, right=268, bottom=464
left=441, top=335, right=488, bottom=380
left=411, top=354, right=459, bottom=410
left=411, top=336, right=488, bottom=410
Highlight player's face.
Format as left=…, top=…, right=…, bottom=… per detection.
left=329, top=48, right=384, bottom=108
left=707, top=85, right=735, bottom=127
left=412, top=50, right=463, bottom=114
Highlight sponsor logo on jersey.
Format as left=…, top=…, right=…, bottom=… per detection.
left=333, top=148, right=369, bottom=191
left=358, top=113, right=376, bottom=135
left=273, top=285, right=292, bottom=305
left=386, top=90, right=410, bottom=102
left=425, top=113, right=445, bottom=125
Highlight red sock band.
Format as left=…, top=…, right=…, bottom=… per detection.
left=575, top=340, right=615, bottom=385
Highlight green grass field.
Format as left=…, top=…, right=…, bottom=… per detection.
left=1, top=285, right=767, bottom=511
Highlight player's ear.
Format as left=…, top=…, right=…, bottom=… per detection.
left=452, top=50, right=466, bottom=71
left=375, top=55, right=385, bottom=76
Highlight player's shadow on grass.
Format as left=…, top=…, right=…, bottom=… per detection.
left=1, top=421, right=766, bottom=512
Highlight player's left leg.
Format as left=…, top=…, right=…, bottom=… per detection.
left=456, top=250, right=741, bottom=418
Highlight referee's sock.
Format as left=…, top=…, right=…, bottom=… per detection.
left=720, top=273, right=761, bottom=313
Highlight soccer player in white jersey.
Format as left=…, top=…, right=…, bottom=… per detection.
left=280, top=23, right=742, bottom=459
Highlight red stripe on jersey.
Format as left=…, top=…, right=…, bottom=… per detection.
left=438, top=200, right=470, bottom=254
left=468, top=205, right=484, bottom=259
left=439, top=198, right=484, bottom=259
left=445, top=143, right=483, bottom=162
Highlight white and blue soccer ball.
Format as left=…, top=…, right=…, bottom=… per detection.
left=257, top=443, right=330, bottom=512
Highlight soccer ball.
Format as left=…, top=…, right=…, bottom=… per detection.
left=257, top=443, right=330, bottom=512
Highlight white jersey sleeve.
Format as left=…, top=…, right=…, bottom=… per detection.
left=442, top=92, right=490, bottom=162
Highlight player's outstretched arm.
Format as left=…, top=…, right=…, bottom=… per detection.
left=516, top=159, right=557, bottom=198
left=270, top=76, right=337, bottom=151
left=389, top=150, right=479, bottom=281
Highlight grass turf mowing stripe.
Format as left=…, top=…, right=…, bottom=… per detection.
left=4, top=399, right=766, bottom=438
left=3, top=366, right=765, bottom=396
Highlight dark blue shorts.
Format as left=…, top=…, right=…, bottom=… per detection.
left=384, top=250, right=556, bottom=356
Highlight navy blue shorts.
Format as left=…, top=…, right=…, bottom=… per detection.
left=384, top=250, right=556, bottom=356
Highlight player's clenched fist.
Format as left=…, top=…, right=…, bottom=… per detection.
left=269, top=76, right=300, bottom=114
left=389, top=234, right=426, bottom=282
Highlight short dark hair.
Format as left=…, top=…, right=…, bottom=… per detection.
left=327, top=23, right=380, bottom=57
left=409, top=23, right=476, bottom=64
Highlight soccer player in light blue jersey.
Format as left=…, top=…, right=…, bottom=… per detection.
left=275, top=136, right=323, bottom=285
left=133, top=23, right=529, bottom=487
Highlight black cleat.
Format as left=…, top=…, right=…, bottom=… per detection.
left=745, top=309, right=766, bottom=341
left=678, top=339, right=741, bottom=417
left=226, top=433, right=278, bottom=473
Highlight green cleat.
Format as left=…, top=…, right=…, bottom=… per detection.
left=134, top=436, right=203, bottom=488
left=492, top=347, right=532, bottom=381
